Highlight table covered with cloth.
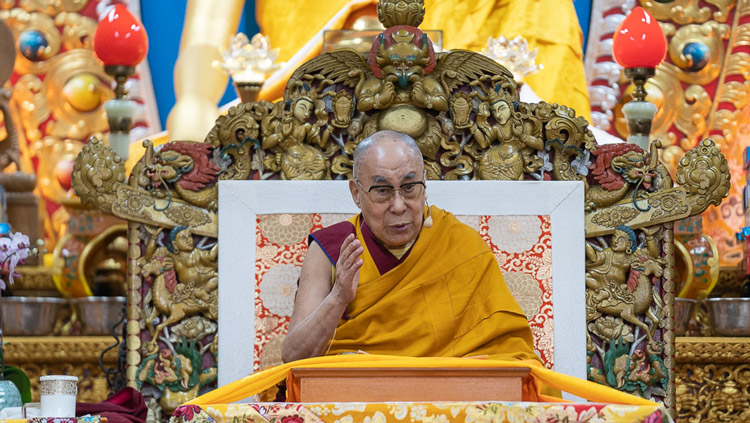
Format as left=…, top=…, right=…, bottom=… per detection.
left=173, top=355, right=671, bottom=423
left=170, top=402, right=670, bottom=423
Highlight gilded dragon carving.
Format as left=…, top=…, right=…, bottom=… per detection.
left=71, top=0, right=732, bottom=415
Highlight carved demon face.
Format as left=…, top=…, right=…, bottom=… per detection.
left=371, top=27, right=435, bottom=88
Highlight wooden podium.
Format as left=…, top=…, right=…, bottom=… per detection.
left=290, top=367, right=530, bottom=402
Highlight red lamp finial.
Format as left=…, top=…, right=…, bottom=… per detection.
left=93, top=4, right=149, bottom=68
left=612, top=7, right=666, bottom=69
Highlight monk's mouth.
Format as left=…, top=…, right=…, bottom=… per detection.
left=390, top=224, right=411, bottom=231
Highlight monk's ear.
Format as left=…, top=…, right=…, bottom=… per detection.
left=349, top=179, right=361, bottom=208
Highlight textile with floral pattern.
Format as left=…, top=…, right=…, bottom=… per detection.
left=254, top=214, right=553, bottom=371
left=170, top=402, right=670, bottom=423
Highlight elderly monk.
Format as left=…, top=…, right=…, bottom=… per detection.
left=281, top=130, right=539, bottom=364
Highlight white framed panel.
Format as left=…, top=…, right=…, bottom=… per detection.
left=218, top=180, right=585, bottom=388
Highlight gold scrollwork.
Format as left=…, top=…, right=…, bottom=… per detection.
left=707, top=109, right=734, bottom=150
left=740, top=0, right=750, bottom=17
left=623, top=64, right=682, bottom=146
left=164, top=205, right=212, bottom=228
left=676, top=139, right=731, bottom=214
left=72, top=137, right=126, bottom=213
left=205, top=102, right=269, bottom=181
left=590, top=206, right=639, bottom=228
left=724, top=51, right=750, bottom=82
left=705, top=0, right=735, bottom=22
left=675, top=84, right=712, bottom=150
left=111, top=185, right=217, bottom=238
left=44, top=49, right=113, bottom=139
left=32, top=136, right=83, bottom=204
left=4, top=336, right=117, bottom=403
left=112, top=186, right=155, bottom=220
left=676, top=363, right=750, bottom=422
left=55, top=12, right=96, bottom=51
left=0, top=8, right=60, bottom=74
left=659, top=145, right=689, bottom=178
left=12, top=74, right=49, bottom=141
left=717, top=80, right=750, bottom=111
left=641, top=0, right=712, bottom=25
left=648, top=189, right=690, bottom=220
left=377, top=0, right=425, bottom=27
left=676, top=338, right=750, bottom=363
left=19, top=0, right=87, bottom=14
left=668, top=22, right=729, bottom=85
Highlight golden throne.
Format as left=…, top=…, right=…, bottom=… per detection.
left=72, top=0, right=730, bottom=417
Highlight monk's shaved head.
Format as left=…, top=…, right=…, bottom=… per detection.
left=352, top=131, right=423, bottom=180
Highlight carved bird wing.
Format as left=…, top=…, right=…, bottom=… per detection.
left=433, top=49, right=515, bottom=93
left=283, top=48, right=371, bottom=99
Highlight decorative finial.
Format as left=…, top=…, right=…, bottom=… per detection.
left=377, top=0, right=425, bottom=28
left=215, top=33, right=281, bottom=84
left=481, top=35, right=542, bottom=84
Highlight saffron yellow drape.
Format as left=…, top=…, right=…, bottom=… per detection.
left=326, top=207, right=539, bottom=362
left=256, top=0, right=590, bottom=121
left=186, top=354, right=657, bottom=406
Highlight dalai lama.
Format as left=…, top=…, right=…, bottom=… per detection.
left=282, top=130, right=540, bottom=364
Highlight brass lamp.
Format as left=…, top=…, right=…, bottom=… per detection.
left=93, top=5, right=149, bottom=160
left=612, top=7, right=667, bottom=149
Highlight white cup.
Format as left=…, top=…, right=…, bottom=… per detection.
left=40, top=375, right=78, bottom=417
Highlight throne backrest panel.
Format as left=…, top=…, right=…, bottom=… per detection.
left=218, top=180, right=585, bottom=386
left=253, top=212, right=554, bottom=373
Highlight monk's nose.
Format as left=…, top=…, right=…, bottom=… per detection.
left=389, top=191, right=408, bottom=213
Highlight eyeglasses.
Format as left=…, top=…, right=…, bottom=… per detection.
left=356, top=180, right=426, bottom=203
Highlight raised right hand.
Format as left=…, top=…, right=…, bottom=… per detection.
left=330, top=234, right=363, bottom=305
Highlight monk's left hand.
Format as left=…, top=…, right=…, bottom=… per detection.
left=331, top=234, right=363, bottom=305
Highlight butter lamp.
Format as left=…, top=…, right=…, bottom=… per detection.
left=612, top=7, right=667, bottom=149
left=93, top=4, right=149, bottom=160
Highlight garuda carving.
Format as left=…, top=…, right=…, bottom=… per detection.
left=283, top=18, right=554, bottom=180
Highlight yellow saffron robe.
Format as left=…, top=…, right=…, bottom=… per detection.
left=328, top=206, right=539, bottom=362
left=184, top=207, right=654, bottom=406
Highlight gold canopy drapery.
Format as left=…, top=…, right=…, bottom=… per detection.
left=256, top=0, right=591, bottom=120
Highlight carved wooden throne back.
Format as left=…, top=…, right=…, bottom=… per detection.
left=72, top=0, right=731, bottom=415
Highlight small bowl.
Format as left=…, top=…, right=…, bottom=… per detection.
left=674, top=298, right=696, bottom=336
left=70, top=296, right=126, bottom=335
left=705, top=298, right=750, bottom=336
left=1, top=297, right=66, bottom=335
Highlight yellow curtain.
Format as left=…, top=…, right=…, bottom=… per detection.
left=256, top=0, right=591, bottom=121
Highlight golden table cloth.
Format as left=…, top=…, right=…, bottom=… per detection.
left=170, top=402, right=671, bottom=423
